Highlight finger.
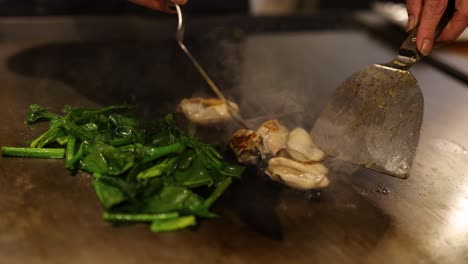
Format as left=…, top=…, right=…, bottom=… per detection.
left=128, top=0, right=164, bottom=11
left=140, top=0, right=186, bottom=13
left=406, top=0, right=423, bottom=31
left=172, top=0, right=187, bottom=5
left=438, top=11, right=468, bottom=43
left=164, top=0, right=187, bottom=13
left=438, top=0, right=468, bottom=42
left=128, top=0, right=183, bottom=13
left=416, top=0, right=448, bottom=55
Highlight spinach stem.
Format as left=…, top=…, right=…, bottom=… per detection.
left=1, top=147, right=65, bottom=159
left=103, top=212, right=179, bottom=222
left=65, top=142, right=83, bottom=169
left=203, top=177, right=232, bottom=208
left=150, top=215, right=196, bottom=232
left=65, top=136, right=76, bottom=163
left=64, top=120, right=94, bottom=140
left=143, top=143, right=185, bottom=163
left=30, top=126, right=61, bottom=148
left=182, top=177, right=213, bottom=188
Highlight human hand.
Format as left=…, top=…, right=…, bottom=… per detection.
left=406, top=0, right=468, bottom=55
left=129, top=0, right=187, bottom=13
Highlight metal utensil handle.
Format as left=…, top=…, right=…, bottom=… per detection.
left=399, top=0, right=456, bottom=61
left=174, top=4, right=250, bottom=129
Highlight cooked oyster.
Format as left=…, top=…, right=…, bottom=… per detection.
left=229, top=129, right=262, bottom=165
left=230, top=120, right=330, bottom=190
left=178, top=97, right=239, bottom=125
left=256, top=120, right=289, bottom=156
left=286, top=128, right=325, bottom=162
left=266, top=157, right=329, bottom=190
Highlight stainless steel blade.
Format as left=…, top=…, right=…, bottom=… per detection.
left=311, top=0, right=455, bottom=178
left=311, top=65, right=423, bottom=178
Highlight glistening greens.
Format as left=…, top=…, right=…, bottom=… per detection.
left=1, top=104, right=244, bottom=233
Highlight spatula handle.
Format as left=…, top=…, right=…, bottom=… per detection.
left=398, top=0, right=456, bottom=62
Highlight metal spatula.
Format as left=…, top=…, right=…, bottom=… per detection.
left=311, top=1, right=455, bottom=178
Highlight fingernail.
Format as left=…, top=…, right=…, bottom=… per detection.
left=420, top=39, right=432, bottom=56
left=406, top=15, right=415, bottom=32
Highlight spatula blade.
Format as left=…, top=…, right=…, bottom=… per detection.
left=311, top=64, right=423, bottom=178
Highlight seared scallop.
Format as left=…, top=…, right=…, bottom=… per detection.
left=178, top=98, right=239, bottom=125
left=266, top=157, right=329, bottom=190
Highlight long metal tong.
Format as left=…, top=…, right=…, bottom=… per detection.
left=174, top=4, right=249, bottom=129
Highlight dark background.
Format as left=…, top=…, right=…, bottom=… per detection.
left=0, top=0, right=406, bottom=16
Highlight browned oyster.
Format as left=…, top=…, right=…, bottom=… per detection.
left=286, top=128, right=325, bottom=162
left=256, top=120, right=289, bottom=156
left=229, top=129, right=262, bottom=165
left=178, top=98, right=239, bottom=125
left=266, top=157, right=329, bottom=190
left=230, top=120, right=330, bottom=190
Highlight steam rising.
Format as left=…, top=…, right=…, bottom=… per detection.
left=186, top=31, right=338, bottom=139
left=232, top=33, right=328, bottom=130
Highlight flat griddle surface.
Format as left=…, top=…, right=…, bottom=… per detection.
left=0, top=16, right=467, bottom=264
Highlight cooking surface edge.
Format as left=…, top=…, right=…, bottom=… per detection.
left=0, top=16, right=467, bottom=264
